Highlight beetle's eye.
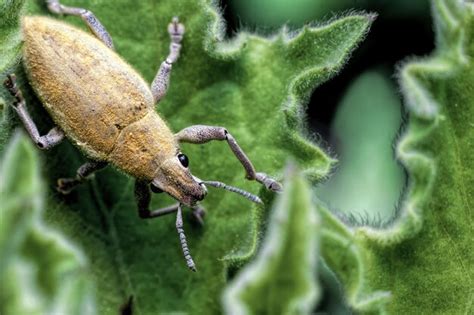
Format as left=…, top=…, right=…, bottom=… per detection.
left=178, top=153, right=189, bottom=168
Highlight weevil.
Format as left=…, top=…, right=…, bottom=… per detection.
left=3, top=0, right=282, bottom=271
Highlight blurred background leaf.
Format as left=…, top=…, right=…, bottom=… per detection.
left=0, top=133, right=95, bottom=315
left=223, top=164, right=320, bottom=315
left=316, top=70, right=405, bottom=223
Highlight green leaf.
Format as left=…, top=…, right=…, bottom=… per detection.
left=0, top=0, right=24, bottom=74
left=0, top=132, right=94, bottom=315
left=318, top=206, right=392, bottom=313
left=0, top=0, right=372, bottom=313
left=320, top=0, right=474, bottom=313
left=223, top=164, right=320, bottom=315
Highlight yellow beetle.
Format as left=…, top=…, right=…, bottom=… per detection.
left=4, top=0, right=281, bottom=271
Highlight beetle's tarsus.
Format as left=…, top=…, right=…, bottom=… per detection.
left=3, top=73, right=15, bottom=89
left=56, top=178, right=78, bottom=194
left=4, top=74, right=22, bottom=107
left=151, top=17, right=185, bottom=103
left=46, top=0, right=114, bottom=49
left=168, top=17, right=185, bottom=42
left=56, top=161, right=107, bottom=194
left=256, top=172, right=283, bottom=192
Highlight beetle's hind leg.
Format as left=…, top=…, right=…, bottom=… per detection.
left=175, top=125, right=283, bottom=192
left=151, top=17, right=185, bottom=104
left=57, top=160, right=107, bottom=194
left=46, top=0, right=114, bottom=49
left=3, top=74, right=65, bottom=149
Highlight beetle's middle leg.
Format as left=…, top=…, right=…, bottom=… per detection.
left=175, top=125, right=283, bottom=192
left=3, top=74, right=65, bottom=150
left=46, top=0, right=114, bottom=49
left=151, top=17, right=185, bottom=104
left=57, top=160, right=108, bottom=194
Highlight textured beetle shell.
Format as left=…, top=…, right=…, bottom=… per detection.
left=22, top=16, right=178, bottom=180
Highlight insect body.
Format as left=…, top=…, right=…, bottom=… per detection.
left=4, top=0, right=282, bottom=271
left=21, top=15, right=203, bottom=206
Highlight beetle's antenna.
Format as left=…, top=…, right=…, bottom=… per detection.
left=176, top=204, right=196, bottom=272
left=202, top=181, right=263, bottom=204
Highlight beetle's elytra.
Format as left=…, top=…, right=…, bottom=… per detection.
left=4, top=0, right=282, bottom=271
left=24, top=16, right=175, bottom=179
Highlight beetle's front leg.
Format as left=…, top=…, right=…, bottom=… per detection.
left=57, top=160, right=108, bottom=194
left=46, top=0, right=114, bottom=49
left=3, top=74, right=65, bottom=149
left=134, top=180, right=197, bottom=271
left=135, top=180, right=206, bottom=222
left=175, top=125, right=283, bottom=192
left=151, top=17, right=185, bottom=104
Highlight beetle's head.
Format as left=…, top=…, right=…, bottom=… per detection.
left=151, top=152, right=206, bottom=206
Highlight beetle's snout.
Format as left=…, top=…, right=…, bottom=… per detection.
left=195, top=192, right=205, bottom=201
left=154, top=165, right=208, bottom=206
left=183, top=187, right=206, bottom=207
left=195, top=183, right=207, bottom=201
left=192, top=178, right=208, bottom=202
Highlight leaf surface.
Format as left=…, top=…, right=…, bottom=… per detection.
left=0, top=0, right=24, bottom=74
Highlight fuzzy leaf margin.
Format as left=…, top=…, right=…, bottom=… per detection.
left=320, top=0, right=474, bottom=313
